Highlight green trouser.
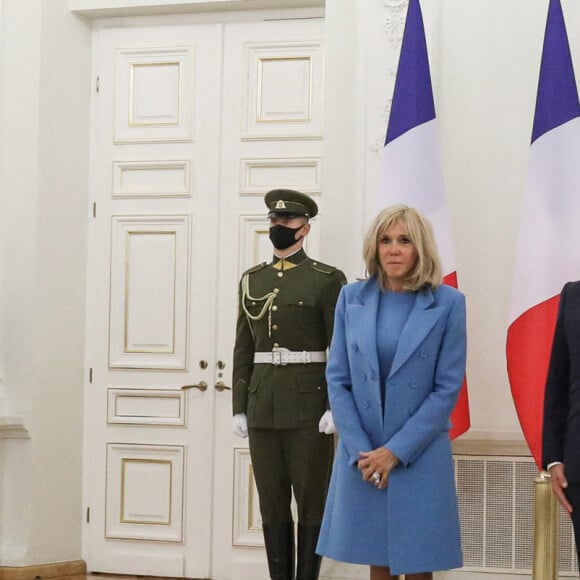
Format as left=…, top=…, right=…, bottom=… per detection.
left=248, top=425, right=334, bottom=525
left=250, top=425, right=333, bottom=579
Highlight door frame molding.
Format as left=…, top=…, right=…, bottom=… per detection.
left=70, top=0, right=324, bottom=19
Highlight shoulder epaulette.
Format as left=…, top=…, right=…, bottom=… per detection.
left=244, top=262, right=268, bottom=276
left=310, top=261, right=337, bottom=275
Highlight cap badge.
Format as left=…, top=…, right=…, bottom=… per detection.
left=275, top=200, right=287, bottom=209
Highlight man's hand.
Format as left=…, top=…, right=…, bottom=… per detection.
left=233, top=413, right=248, bottom=438
left=549, top=463, right=573, bottom=514
left=318, top=410, right=336, bottom=435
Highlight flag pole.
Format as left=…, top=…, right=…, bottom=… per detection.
left=533, top=471, right=559, bottom=580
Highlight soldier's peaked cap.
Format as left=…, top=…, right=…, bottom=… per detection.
left=265, top=189, right=318, bottom=219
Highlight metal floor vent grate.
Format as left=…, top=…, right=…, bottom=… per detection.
left=455, top=455, right=578, bottom=575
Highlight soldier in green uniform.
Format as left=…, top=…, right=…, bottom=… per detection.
left=232, top=189, right=346, bottom=580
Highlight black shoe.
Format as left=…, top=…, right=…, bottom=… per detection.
left=262, top=521, right=295, bottom=580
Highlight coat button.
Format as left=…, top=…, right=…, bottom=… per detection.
left=272, top=324, right=278, bottom=331
left=363, top=401, right=369, bottom=409
left=361, top=373, right=367, bottom=382
left=419, top=350, right=427, bottom=358
left=352, top=343, right=359, bottom=352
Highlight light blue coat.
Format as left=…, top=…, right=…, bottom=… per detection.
left=316, top=277, right=466, bottom=575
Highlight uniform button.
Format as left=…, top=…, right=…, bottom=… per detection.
left=274, top=288, right=280, bottom=294
left=252, top=301, right=256, bottom=306
left=277, top=272, right=284, bottom=278
left=273, top=343, right=279, bottom=348
left=298, top=300, right=304, bottom=306
left=272, top=324, right=279, bottom=331
left=272, top=305, right=278, bottom=311
left=313, top=262, right=318, bottom=266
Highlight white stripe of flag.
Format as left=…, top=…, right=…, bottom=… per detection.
left=377, top=0, right=470, bottom=439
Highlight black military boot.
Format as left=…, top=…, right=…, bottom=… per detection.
left=262, top=521, right=295, bottom=580
left=296, top=523, right=322, bottom=580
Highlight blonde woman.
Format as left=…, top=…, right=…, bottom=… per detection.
left=316, top=206, right=466, bottom=579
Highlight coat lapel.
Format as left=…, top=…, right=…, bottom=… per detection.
left=388, top=287, right=444, bottom=378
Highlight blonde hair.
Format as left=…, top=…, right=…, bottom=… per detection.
left=363, top=205, right=442, bottom=291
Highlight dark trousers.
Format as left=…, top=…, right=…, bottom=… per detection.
left=248, top=425, right=334, bottom=524
left=566, top=482, right=580, bottom=570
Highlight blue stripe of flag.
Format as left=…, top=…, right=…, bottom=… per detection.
left=532, top=0, right=580, bottom=143
left=385, top=0, right=436, bottom=145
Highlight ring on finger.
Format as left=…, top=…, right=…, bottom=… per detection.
left=372, top=471, right=381, bottom=485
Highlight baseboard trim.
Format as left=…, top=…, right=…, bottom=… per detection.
left=0, top=560, right=86, bottom=580
left=452, top=435, right=531, bottom=457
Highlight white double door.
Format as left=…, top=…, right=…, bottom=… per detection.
left=83, top=10, right=326, bottom=580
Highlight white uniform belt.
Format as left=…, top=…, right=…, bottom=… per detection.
left=254, top=348, right=327, bottom=365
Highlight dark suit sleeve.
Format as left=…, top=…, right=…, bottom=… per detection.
left=542, top=283, right=571, bottom=468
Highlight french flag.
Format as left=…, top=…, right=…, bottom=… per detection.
left=507, top=0, right=580, bottom=469
left=376, top=0, right=470, bottom=439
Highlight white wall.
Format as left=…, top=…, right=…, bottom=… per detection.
left=434, top=0, right=544, bottom=439
left=0, top=0, right=91, bottom=565
left=0, top=0, right=576, bottom=572
left=320, top=0, right=367, bottom=277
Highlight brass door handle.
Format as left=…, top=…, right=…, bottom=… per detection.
left=214, top=381, right=232, bottom=392
left=181, top=381, right=208, bottom=392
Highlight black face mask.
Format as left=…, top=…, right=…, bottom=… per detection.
left=269, top=224, right=304, bottom=250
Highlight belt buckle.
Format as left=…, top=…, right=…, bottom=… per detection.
left=271, top=347, right=286, bottom=366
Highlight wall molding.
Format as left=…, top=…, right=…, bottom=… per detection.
left=452, top=431, right=530, bottom=457
left=69, top=0, right=324, bottom=18
left=0, top=417, right=30, bottom=440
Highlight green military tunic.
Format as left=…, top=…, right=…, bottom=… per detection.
left=232, top=248, right=346, bottom=525
left=233, top=248, right=347, bottom=429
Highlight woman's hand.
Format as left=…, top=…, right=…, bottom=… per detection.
left=358, top=447, right=400, bottom=490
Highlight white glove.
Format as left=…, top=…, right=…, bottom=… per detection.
left=318, top=410, right=336, bottom=435
left=233, top=413, right=248, bottom=438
